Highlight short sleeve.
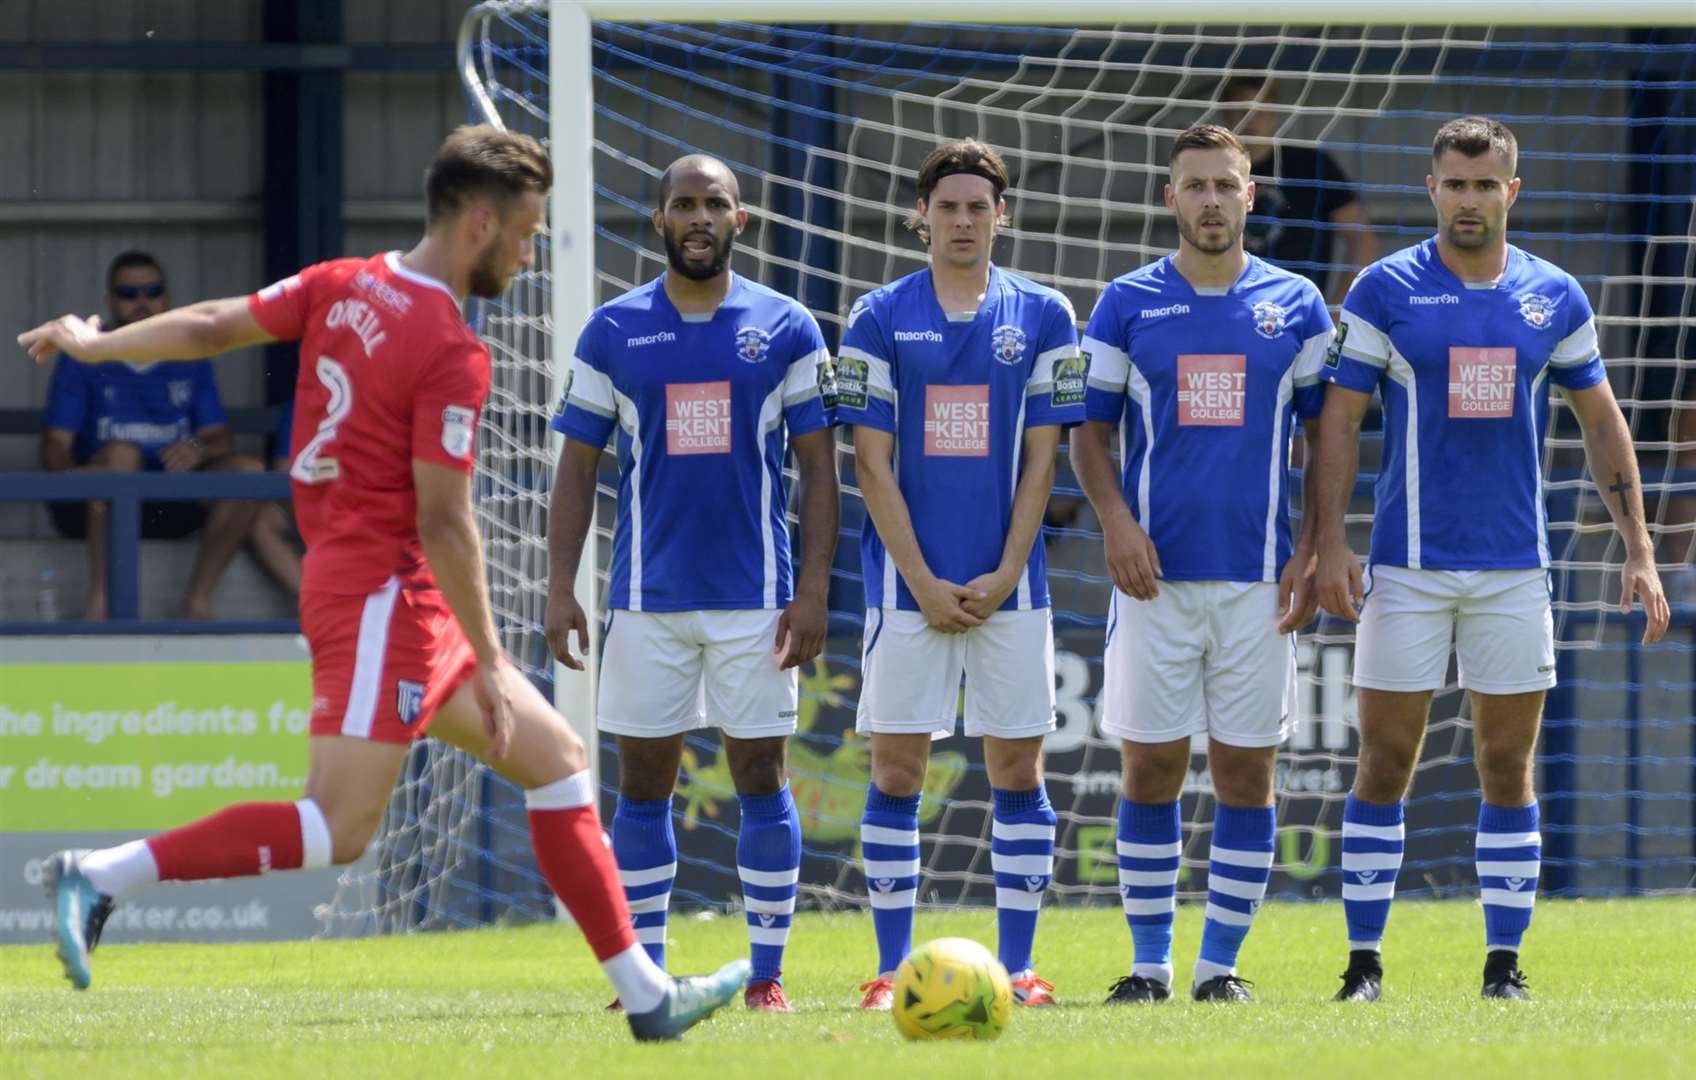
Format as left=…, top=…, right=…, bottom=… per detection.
left=411, top=340, right=491, bottom=474
left=549, top=313, right=619, bottom=449
left=248, top=261, right=335, bottom=342
left=1291, top=284, right=1335, bottom=420
left=188, top=363, right=228, bottom=431
left=1320, top=271, right=1388, bottom=395
left=1080, top=285, right=1131, bottom=424
left=1547, top=275, right=1604, bottom=391
left=834, top=294, right=896, bottom=434
left=780, top=305, right=834, bottom=437
left=41, top=354, right=89, bottom=435
left=1022, top=293, right=1086, bottom=428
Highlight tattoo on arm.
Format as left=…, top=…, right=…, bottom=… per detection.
left=1608, top=472, right=1633, bottom=520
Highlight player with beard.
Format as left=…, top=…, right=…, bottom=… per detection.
left=1311, top=116, right=1666, bottom=1002
left=23, top=126, right=747, bottom=1041
left=545, top=154, right=839, bottom=1013
left=1070, top=123, right=1333, bottom=1003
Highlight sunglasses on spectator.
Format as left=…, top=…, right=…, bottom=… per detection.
left=112, top=283, right=166, bottom=299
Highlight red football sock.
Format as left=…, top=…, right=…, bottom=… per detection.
left=146, top=802, right=305, bottom=881
left=528, top=804, right=640, bottom=962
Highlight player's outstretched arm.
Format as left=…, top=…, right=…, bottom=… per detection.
left=17, top=297, right=275, bottom=365
left=1311, top=385, right=1371, bottom=622
left=1563, top=380, right=1670, bottom=643
left=1069, top=419, right=1161, bottom=601
left=544, top=437, right=602, bottom=669
left=776, top=427, right=840, bottom=669
left=962, top=423, right=1061, bottom=619
left=853, top=425, right=983, bottom=633
left=1279, top=417, right=1325, bottom=633
left=415, top=459, right=514, bottom=757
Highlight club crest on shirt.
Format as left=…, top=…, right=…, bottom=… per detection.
left=168, top=380, right=193, bottom=409
left=990, top=324, right=1027, bottom=365
left=1251, top=300, right=1288, bottom=340
left=734, top=326, right=773, bottom=364
left=441, top=405, right=476, bottom=459
left=1517, top=292, right=1556, bottom=330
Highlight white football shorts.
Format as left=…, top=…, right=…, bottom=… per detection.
left=856, top=607, right=1057, bottom=740
left=597, top=609, right=798, bottom=740
left=1099, top=580, right=1296, bottom=749
left=1352, top=564, right=1555, bottom=695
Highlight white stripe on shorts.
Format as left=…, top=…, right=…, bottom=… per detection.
left=342, top=576, right=400, bottom=738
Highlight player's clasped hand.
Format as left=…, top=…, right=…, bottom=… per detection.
left=158, top=439, right=205, bottom=472
left=1314, top=537, right=1365, bottom=622
left=1102, top=511, right=1162, bottom=601
left=775, top=591, right=827, bottom=669
left=1277, top=548, right=1320, bottom=633
left=1621, top=552, right=1670, bottom=644
left=17, top=313, right=103, bottom=364
left=912, top=574, right=986, bottom=634
left=544, top=588, right=592, bottom=670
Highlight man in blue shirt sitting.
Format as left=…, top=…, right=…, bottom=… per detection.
left=39, top=251, right=268, bottom=620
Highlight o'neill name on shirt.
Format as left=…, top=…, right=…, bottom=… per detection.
left=1176, top=354, right=1247, bottom=426
left=1448, top=347, right=1516, bottom=418
left=666, top=380, right=733, bottom=454
left=323, top=298, right=387, bottom=358
left=924, top=384, right=990, bottom=457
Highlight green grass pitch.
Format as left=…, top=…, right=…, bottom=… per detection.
left=4, top=899, right=1693, bottom=1078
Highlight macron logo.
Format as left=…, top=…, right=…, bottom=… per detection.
left=1140, top=303, right=1190, bottom=319
left=894, top=329, right=944, bottom=343
left=626, top=331, right=677, bottom=348
left=1410, top=294, right=1460, bottom=305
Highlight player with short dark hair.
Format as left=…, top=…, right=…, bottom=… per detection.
left=1311, top=115, right=1668, bottom=1002
left=544, top=153, right=840, bottom=1013
left=19, top=124, right=745, bottom=1040
left=839, top=138, right=1084, bottom=1010
left=1072, top=122, right=1332, bottom=1004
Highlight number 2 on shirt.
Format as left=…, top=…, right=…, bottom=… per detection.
left=290, top=355, right=352, bottom=484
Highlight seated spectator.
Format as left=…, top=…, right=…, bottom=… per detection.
left=248, top=396, right=302, bottom=596
left=38, top=251, right=267, bottom=620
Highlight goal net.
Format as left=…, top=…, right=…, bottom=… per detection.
left=321, top=4, right=1696, bottom=934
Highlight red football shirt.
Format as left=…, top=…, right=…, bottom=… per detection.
left=248, top=252, right=490, bottom=595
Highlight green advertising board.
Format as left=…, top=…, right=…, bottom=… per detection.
left=0, top=660, right=311, bottom=831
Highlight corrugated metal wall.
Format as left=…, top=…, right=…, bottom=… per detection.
left=0, top=0, right=474, bottom=507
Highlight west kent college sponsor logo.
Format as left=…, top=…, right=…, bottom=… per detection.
left=1140, top=303, right=1190, bottom=319
left=1251, top=300, right=1288, bottom=340
left=1409, top=293, right=1461, bottom=305
left=626, top=330, right=677, bottom=348
left=893, top=329, right=944, bottom=343
left=1518, top=292, right=1557, bottom=330
left=735, top=326, right=773, bottom=363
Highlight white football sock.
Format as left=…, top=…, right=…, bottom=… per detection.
left=78, top=840, right=159, bottom=899
left=603, top=942, right=669, bottom=1014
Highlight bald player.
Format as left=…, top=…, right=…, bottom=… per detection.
left=545, top=154, right=840, bottom=1012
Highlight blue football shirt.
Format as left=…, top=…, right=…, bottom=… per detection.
left=1082, top=255, right=1332, bottom=582
left=834, top=265, right=1086, bottom=612
left=551, top=274, right=834, bottom=611
left=1322, top=238, right=1605, bottom=569
left=42, top=354, right=227, bottom=468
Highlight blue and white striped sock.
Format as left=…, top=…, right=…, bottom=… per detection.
left=1195, top=803, right=1275, bottom=986
left=737, top=784, right=802, bottom=983
left=861, top=784, right=921, bottom=976
left=1118, top=799, right=1181, bottom=987
left=1477, top=800, right=1540, bottom=953
left=611, top=795, right=676, bottom=969
left=991, top=785, right=1056, bottom=976
left=1340, top=794, right=1404, bottom=952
